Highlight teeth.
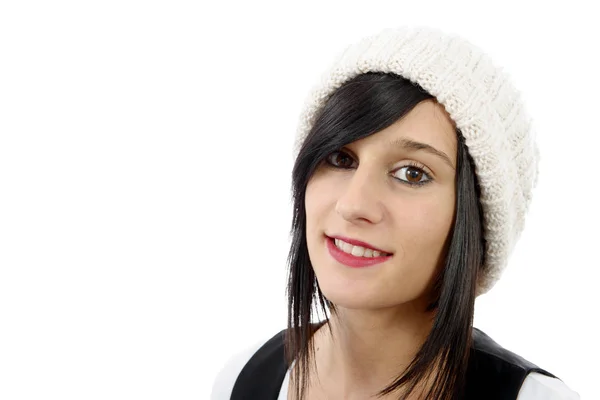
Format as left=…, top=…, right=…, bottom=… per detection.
left=351, top=246, right=364, bottom=257
left=334, top=238, right=388, bottom=258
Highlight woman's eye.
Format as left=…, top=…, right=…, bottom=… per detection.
left=326, top=151, right=356, bottom=168
left=395, top=166, right=431, bottom=185
left=326, top=152, right=431, bottom=187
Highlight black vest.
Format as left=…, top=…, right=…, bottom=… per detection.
left=231, top=323, right=556, bottom=400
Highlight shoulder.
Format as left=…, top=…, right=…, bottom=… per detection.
left=468, top=328, right=579, bottom=399
left=210, top=337, right=266, bottom=400
left=517, top=372, right=580, bottom=400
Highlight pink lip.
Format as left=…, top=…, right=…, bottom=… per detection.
left=326, top=236, right=392, bottom=268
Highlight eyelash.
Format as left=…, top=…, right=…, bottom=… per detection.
left=324, top=150, right=433, bottom=187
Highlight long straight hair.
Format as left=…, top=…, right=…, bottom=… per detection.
left=284, top=72, right=485, bottom=400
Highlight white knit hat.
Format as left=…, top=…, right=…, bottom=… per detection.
left=293, top=27, right=539, bottom=296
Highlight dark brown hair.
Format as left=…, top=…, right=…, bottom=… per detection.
left=284, top=72, right=486, bottom=399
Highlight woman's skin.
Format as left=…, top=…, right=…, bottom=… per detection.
left=296, top=99, right=459, bottom=399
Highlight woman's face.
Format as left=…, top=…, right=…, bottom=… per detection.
left=305, top=100, right=458, bottom=311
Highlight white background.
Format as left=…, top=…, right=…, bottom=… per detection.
left=1, top=1, right=598, bottom=399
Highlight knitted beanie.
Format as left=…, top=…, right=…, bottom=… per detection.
left=293, top=27, right=539, bottom=297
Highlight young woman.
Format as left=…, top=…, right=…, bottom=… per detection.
left=211, top=27, right=580, bottom=400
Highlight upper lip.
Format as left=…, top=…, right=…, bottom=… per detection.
left=327, top=234, right=392, bottom=254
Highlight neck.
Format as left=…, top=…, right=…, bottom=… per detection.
left=310, top=305, right=436, bottom=398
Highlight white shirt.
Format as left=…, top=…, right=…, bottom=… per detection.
left=211, top=337, right=581, bottom=400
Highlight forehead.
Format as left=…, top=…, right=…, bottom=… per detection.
left=356, top=100, right=458, bottom=160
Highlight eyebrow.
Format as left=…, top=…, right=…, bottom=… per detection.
left=389, top=138, right=455, bottom=170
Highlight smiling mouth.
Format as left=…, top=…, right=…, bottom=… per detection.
left=326, top=234, right=392, bottom=255
left=330, top=237, right=392, bottom=257
left=325, top=236, right=392, bottom=268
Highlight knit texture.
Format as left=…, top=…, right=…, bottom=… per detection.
left=293, top=27, right=539, bottom=296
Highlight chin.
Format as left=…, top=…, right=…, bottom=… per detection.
left=318, top=283, right=386, bottom=310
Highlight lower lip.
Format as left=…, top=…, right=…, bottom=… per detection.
left=326, top=236, right=392, bottom=268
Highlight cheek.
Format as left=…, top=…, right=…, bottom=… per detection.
left=304, top=176, right=330, bottom=242
left=375, top=195, right=455, bottom=302
left=304, top=180, right=318, bottom=230
left=394, top=194, right=455, bottom=274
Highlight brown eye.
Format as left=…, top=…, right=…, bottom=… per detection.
left=326, top=151, right=355, bottom=169
left=405, top=167, right=423, bottom=182
left=394, top=165, right=432, bottom=186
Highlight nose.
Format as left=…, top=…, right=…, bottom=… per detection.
left=335, top=166, right=384, bottom=225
